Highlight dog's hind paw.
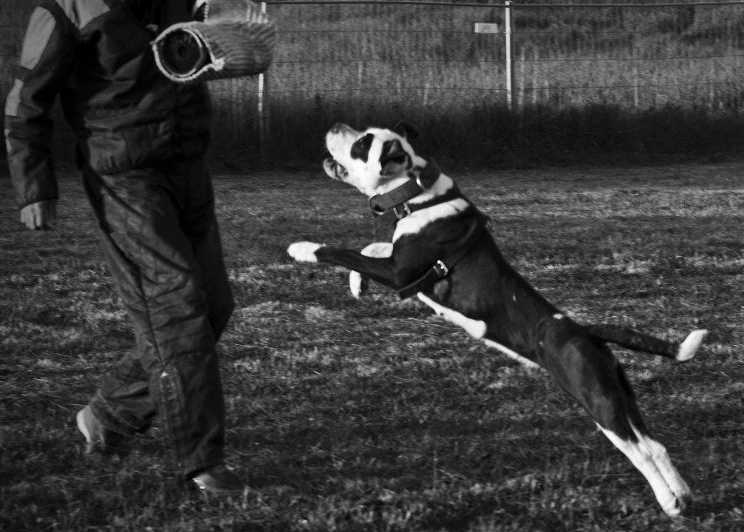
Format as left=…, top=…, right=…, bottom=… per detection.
left=287, top=241, right=322, bottom=263
left=349, top=271, right=368, bottom=298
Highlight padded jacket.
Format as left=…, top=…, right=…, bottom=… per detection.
left=4, top=0, right=211, bottom=208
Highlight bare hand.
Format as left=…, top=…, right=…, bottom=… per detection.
left=20, top=200, right=57, bottom=230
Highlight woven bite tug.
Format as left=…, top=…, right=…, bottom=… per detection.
left=152, top=1, right=275, bottom=83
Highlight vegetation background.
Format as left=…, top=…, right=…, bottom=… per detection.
left=1, top=0, right=744, bottom=165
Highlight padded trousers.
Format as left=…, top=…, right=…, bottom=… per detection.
left=82, top=158, right=234, bottom=477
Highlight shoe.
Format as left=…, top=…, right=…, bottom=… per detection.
left=191, top=464, right=245, bottom=495
left=76, top=405, right=130, bottom=456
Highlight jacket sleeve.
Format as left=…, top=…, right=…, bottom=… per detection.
left=3, top=2, right=77, bottom=208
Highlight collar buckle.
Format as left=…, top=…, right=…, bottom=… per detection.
left=392, top=203, right=412, bottom=220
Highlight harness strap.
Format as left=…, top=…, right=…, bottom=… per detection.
left=397, top=214, right=486, bottom=299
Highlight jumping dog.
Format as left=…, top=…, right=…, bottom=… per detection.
left=287, top=122, right=707, bottom=517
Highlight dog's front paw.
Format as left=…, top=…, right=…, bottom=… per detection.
left=287, top=241, right=323, bottom=263
left=349, top=271, right=369, bottom=299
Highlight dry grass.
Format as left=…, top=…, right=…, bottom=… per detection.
left=1, top=162, right=743, bottom=530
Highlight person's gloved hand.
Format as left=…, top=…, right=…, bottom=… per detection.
left=20, top=200, right=57, bottom=230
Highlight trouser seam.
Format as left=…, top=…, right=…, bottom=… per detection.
left=129, top=259, right=193, bottom=468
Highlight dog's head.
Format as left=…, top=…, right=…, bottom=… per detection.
left=322, top=122, right=428, bottom=196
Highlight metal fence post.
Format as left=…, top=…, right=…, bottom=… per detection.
left=504, top=0, right=515, bottom=111
left=257, top=1, right=269, bottom=156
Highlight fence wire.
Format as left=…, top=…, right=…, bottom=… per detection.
left=1, top=1, right=743, bottom=152
left=226, top=1, right=744, bottom=110
left=213, top=0, right=744, bottom=153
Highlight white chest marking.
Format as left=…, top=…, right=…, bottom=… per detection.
left=393, top=198, right=470, bottom=242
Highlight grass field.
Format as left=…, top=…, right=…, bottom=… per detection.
left=1, top=162, right=744, bottom=531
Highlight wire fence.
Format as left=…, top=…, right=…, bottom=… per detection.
left=2, top=1, right=744, bottom=161
left=199, top=0, right=744, bottom=153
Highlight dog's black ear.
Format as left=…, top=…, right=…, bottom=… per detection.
left=411, top=158, right=441, bottom=188
left=350, top=133, right=374, bottom=162
left=392, top=121, right=419, bottom=140
left=379, top=139, right=410, bottom=176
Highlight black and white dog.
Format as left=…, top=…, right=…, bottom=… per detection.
left=287, top=123, right=707, bottom=517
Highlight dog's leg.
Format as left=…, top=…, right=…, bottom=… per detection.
left=417, top=293, right=487, bottom=338
left=288, top=241, right=398, bottom=288
left=349, top=242, right=393, bottom=298
left=676, top=329, right=708, bottom=361
left=482, top=338, right=541, bottom=370
left=629, top=424, right=691, bottom=505
left=597, top=422, right=690, bottom=517
left=416, top=293, right=541, bottom=369
left=568, top=344, right=690, bottom=517
left=543, top=324, right=690, bottom=517
left=586, top=324, right=708, bottom=362
left=287, top=242, right=324, bottom=263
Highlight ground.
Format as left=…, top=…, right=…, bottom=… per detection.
left=1, top=163, right=743, bottom=531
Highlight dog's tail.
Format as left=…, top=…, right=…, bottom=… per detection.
left=586, top=325, right=708, bottom=362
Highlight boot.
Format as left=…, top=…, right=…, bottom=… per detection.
left=191, top=464, right=245, bottom=495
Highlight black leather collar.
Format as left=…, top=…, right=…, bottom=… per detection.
left=368, top=159, right=443, bottom=221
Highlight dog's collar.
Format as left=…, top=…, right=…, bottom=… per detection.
left=368, top=159, right=442, bottom=220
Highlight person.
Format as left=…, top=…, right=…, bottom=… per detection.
left=5, top=0, right=242, bottom=494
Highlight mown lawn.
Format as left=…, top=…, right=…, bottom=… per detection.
left=1, top=162, right=743, bottom=531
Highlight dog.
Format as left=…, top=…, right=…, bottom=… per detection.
left=287, top=122, right=708, bottom=517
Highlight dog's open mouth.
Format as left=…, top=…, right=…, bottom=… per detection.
left=323, top=157, right=348, bottom=180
